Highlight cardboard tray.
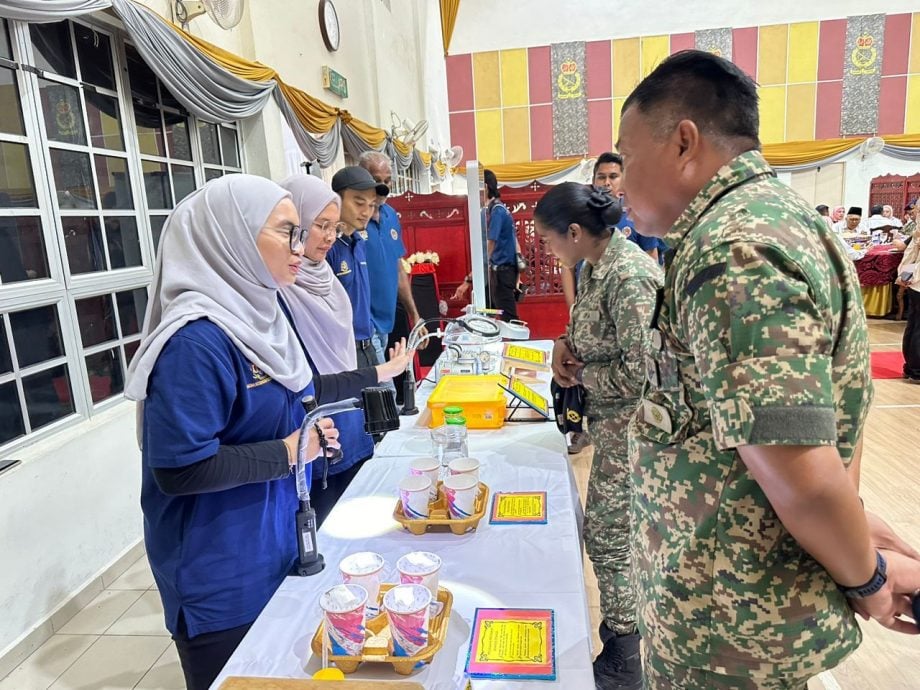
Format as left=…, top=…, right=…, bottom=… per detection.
left=393, top=482, right=489, bottom=535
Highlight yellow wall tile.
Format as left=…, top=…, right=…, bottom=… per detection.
left=758, top=86, right=786, bottom=144
left=613, top=38, right=640, bottom=98
left=473, top=51, right=501, bottom=109
left=910, top=13, right=920, bottom=74
left=500, top=49, right=528, bottom=108
left=502, top=107, right=531, bottom=164
left=613, top=97, right=626, bottom=146
left=640, top=35, right=670, bottom=79
left=475, top=109, right=504, bottom=165
left=907, top=76, right=920, bottom=133
left=787, top=22, right=818, bottom=83
left=758, top=24, right=789, bottom=86
left=786, top=83, right=816, bottom=142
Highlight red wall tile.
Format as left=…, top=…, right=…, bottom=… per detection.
left=530, top=104, right=554, bottom=161
left=449, top=112, right=477, bottom=162
left=732, top=27, right=759, bottom=80
left=588, top=99, right=613, bottom=155
left=815, top=81, right=843, bottom=139
left=586, top=40, right=612, bottom=100
left=818, top=19, right=847, bottom=82
left=446, top=54, right=474, bottom=112
left=528, top=46, right=552, bottom=104
left=882, top=13, right=911, bottom=76
left=878, top=76, right=907, bottom=135
left=670, top=33, right=695, bottom=54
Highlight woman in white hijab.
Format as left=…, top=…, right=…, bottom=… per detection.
left=125, top=174, right=338, bottom=690
left=280, top=174, right=412, bottom=524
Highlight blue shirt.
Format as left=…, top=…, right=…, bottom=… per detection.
left=364, top=204, right=406, bottom=334
left=487, top=200, right=517, bottom=267
left=326, top=232, right=373, bottom=341
left=141, top=319, right=311, bottom=638
left=619, top=213, right=666, bottom=264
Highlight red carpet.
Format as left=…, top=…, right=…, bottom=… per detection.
left=871, top=350, right=904, bottom=379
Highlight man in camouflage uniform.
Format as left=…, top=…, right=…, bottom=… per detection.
left=545, top=185, right=661, bottom=690
left=617, top=51, right=917, bottom=689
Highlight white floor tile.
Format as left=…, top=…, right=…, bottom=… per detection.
left=49, top=636, right=171, bottom=690
left=0, top=635, right=98, bottom=690
left=134, top=644, right=184, bottom=690
left=106, top=556, right=156, bottom=591
left=56, top=590, right=144, bottom=636
left=106, top=591, right=169, bottom=637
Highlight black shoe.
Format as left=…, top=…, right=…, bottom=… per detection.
left=594, top=624, right=642, bottom=690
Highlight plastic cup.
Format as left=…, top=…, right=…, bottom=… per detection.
left=448, top=456, right=480, bottom=481
left=383, top=584, right=432, bottom=657
left=397, top=551, right=442, bottom=615
left=319, top=584, right=368, bottom=657
left=409, top=457, right=440, bottom=502
left=339, top=552, right=385, bottom=617
left=399, top=475, right=432, bottom=520
left=443, top=473, right=479, bottom=520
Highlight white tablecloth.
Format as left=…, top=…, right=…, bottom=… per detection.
left=214, top=341, right=594, bottom=689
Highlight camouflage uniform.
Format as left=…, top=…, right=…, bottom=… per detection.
left=565, top=231, right=661, bottom=636
left=629, top=151, right=873, bottom=687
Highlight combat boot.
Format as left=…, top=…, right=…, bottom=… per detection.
left=594, top=622, right=642, bottom=690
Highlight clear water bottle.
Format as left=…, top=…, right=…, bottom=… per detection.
left=431, top=406, right=469, bottom=475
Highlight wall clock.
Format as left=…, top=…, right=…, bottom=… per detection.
left=319, top=0, right=340, bottom=52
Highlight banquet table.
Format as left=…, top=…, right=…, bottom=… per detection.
left=214, top=341, right=595, bottom=689
left=855, top=244, right=903, bottom=317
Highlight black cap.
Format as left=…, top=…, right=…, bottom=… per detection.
left=848, top=206, right=862, bottom=216
left=331, top=166, right=389, bottom=197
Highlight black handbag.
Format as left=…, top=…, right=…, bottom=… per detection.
left=551, top=379, right=586, bottom=435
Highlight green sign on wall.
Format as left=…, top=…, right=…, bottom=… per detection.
left=322, top=66, right=348, bottom=99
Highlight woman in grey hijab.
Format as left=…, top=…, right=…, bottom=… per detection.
left=125, top=174, right=338, bottom=690
left=280, top=174, right=412, bottom=524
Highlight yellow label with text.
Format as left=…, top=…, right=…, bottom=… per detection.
left=510, top=378, right=549, bottom=416
left=495, top=493, right=545, bottom=519
left=504, top=344, right=547, bottom=365
left=477, top=620, right=548, bottom=664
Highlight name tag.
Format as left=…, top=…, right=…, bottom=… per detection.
left=642, top=399, right=672, bottom=433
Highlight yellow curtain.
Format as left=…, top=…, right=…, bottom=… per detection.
left=419, top=150, right=433, bottom=166
left=167, top=24, right=277, bottom=82
left=439, top=0, right=461, bottom=56
left=458, top=157, right=582, bottom=183
left=347, top=118, right=389, bottom=149
left=276, top=80, right=340, bottom=133
left=862, top=285, right=892, bottom=318
left=761, top=137, right=863, bottom=166
left=884, top=133, right=920, bottom=147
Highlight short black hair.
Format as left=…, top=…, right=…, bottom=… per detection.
left=815, top=204, right=829, bottom=216
left=483, top=169, right=499, bottom=199
left=534, top=182, right=621, bottom=239
left=622, top=50, right=760, bottom=149
left=593, top=152, right=622, bottom=179
left=870, top=204, right=883, bottom=216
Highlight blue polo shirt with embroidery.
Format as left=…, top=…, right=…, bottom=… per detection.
left=326, top=231, right=373, bottom=341
left=364, top=203, right=406, bottom=335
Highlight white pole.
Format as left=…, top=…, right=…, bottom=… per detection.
left=465, top=161, right=486, bottom=308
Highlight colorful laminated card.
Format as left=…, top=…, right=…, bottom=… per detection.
left=489, top=491, right=547, bottom=525
left=500, top=376, right=551, bottom=419
left=465, top=608, right=556, bottom=680
left=502, top=343, right=550, bottom=370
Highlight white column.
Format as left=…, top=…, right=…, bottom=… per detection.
left=465, top=161, right=486, bottom=308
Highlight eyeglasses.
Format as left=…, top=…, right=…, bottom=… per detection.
left=263, top=225, right=307, bottom=253
left=312, top=220, right=348, bottom=239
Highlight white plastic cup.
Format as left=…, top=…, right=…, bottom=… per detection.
left=319, top=584, right=368, bottom=656
left=339, top=552, right=385, bottom=617
left=397, top=551, right=442, bottom=614
left=399, top=475, right=432, bottom=520
left=409, top=456, right=440, bottom=502
left=448, top=456, right=480, bottom=481
left=443, top=473, right=479, bottom=520
left=383, top=584, right=432, bottom=657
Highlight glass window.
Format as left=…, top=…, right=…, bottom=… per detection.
left=125, top=44, right=157, bottom=104
left=38, top=78, right=86, bottom=145
left=10, top=305, right=65, bottom=368
left=123, top=339, right=140, bottom=366
left=220, top=126, right=240, bottom=168
left=73, top=23, right=115, bottom=91
left=0, top=380, right=25, bottom=445
left=198, top=122, right=220, bottom=165
left=85, top=348, right=123, bottom=403
left=50, top=149, right=97, bottom=209
left=0, top=19, right=12, bottom=61
left=29, top=22, right=77, bottom=79
left=172, top=164, right=195, bottom=204
left=95, top=155, right=133, bottom=209
left=85, top=91, right=124, bottom=151
left=165, top=115, right=192, bottom=161
left=75, top=293, right=116, bottom=347
left=0, top=216, right=50, bottom=284
left=104, top=216, right=142, bottom=269
left=0, top=319, right=11, bottom=374
left=116, top=288, right=147, bottom=336
left=134, top=103, right=166, bottom=157
left=61, top=215, right=105, bottom=275
left=23, top=364, right=74, bottom=429
left=150, top=214, right=166, bottom=252
left=0, top=142, right=38, bottom=207
left=204, top=168, right=222, bottom=182
left=0, top=68, right=25, bottom=136
left=142, top=160, right=171, bottom=209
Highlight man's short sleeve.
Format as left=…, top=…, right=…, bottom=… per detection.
left=487, top=205, right=506, bottom=242
left=682, top=241, right=838, bottom=450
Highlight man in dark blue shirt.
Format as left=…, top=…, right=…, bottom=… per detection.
left=328, top=166, right=387, bottom=368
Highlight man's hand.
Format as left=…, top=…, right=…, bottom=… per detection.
left=376, top=338, right=416, bottom=381
left=452, top=281, right=471, bottom=301
left=283, top=418, right=339, bottom=465
left=412, top=318, right=429, bottom=349
left=848, top=549, right=920, bottom=634
left=552, top=337, right=583, bottom=387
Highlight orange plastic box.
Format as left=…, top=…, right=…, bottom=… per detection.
left=426, top=374, right=506, bottom=429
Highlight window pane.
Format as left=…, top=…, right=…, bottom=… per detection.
left=50, top=149, right=97, bottom=209
left=172, top=165, right=195, bottom=204
left=134, top=104, right=165, bottom=157
left=75, top=293, right=116, bottom=347
left=199, top=122, right=220, bottom=164
left=142, top=161, right=171, bottom=209
left=29, top=22, right=76, bottom=79
left=0, top=68, right=25, bottom=136
left=150, top=215, right=166, bottom=252
left=86, top=348, right=123, bottom=403
left=23, top=364, right=74, bottom=430
left=38, top=78, right=86, bottom=145
left=165, top=115, right=192, bottom=161
left=0, top=19, right=12, bottom=60
left=104, top=216, right=142, bottom=269
left=10, top=305, right=64, bottom=368
left=0, top=319, right=11, bottom=374
left=73, top=23, right=114, bottom=91
left=124, top=339, right=140, bottom=366
left=62, top=215, right=105, bottom=274
left=125, top=44, right=157, bottom=104
left=116, top=288, right=147, bottom=337
left=0, top=216, right=50, bottom=284
left=204, top=168, right=223, bottom=182
left=95, top=155, right=133, bottom=209
left=86, top=91, right=124, bottom=151
left=219, top=126, right=240, bottom=168
left=0, top=142, right=38, bottom=207
left=0, top=380, right=24, bottom=445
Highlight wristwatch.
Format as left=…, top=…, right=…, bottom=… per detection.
left=837, top=551, right=887, bottom=599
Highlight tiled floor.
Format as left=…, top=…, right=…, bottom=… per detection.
left=1, top=321, right=916, bottom=689
left=0, top=555, right=183, bottom=690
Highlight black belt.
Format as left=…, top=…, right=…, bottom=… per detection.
left=490, top=263, right=516, bottom=271
left=356, top=338, right=372, bottom=349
